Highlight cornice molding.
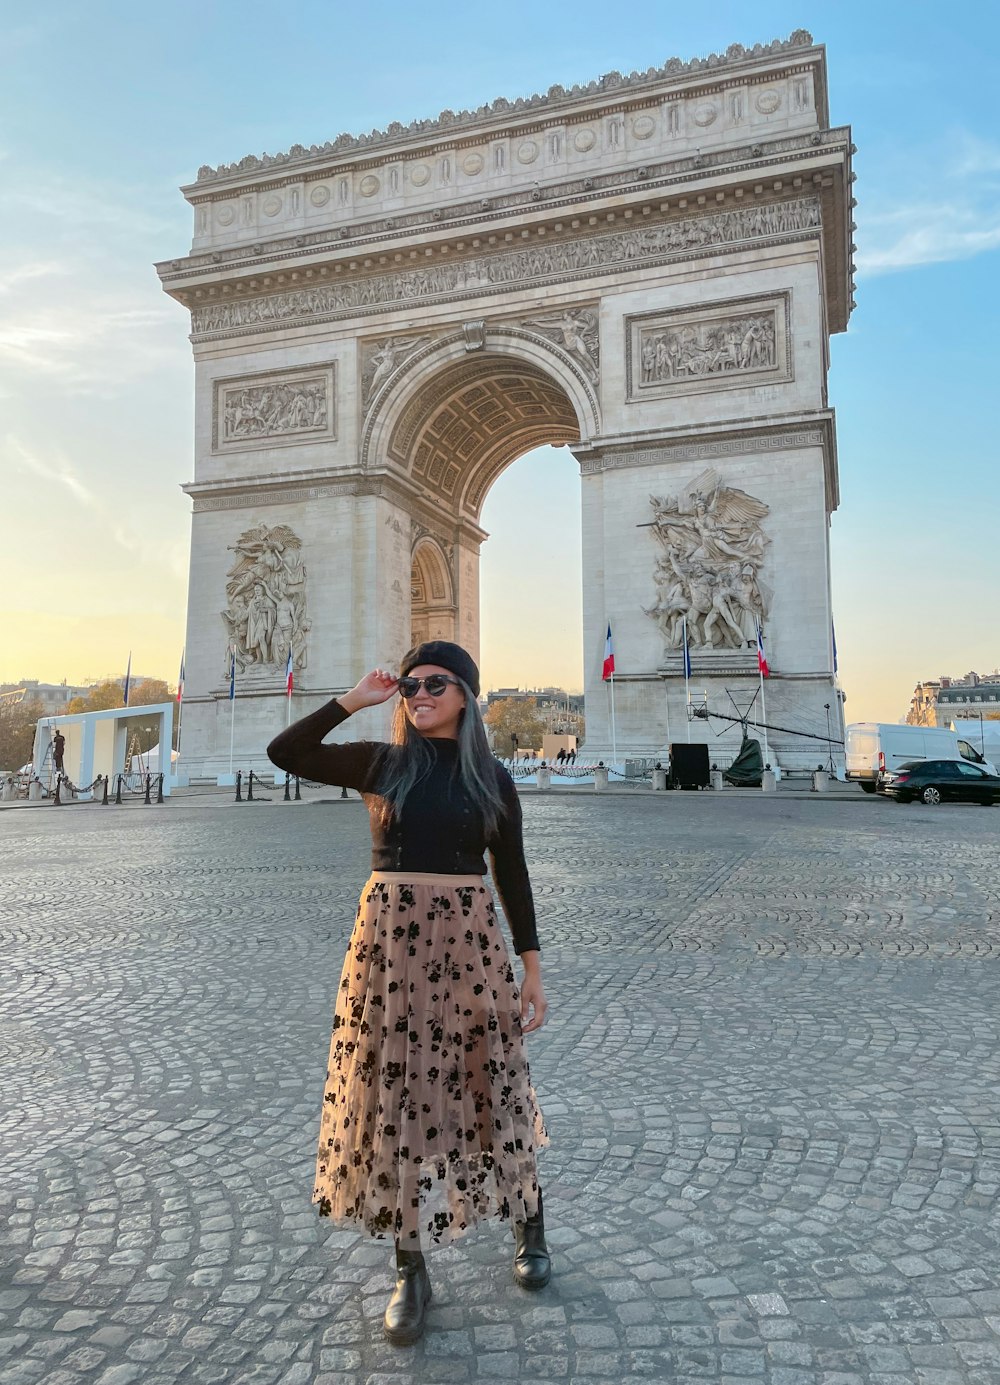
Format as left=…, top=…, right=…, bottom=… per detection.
left=190, top=32, right=817, bottom=188
left=159, top=126, right=850, bottom=285
left=185, top=470, right=489, bottom=544
left=574, top=411, right=840, bottom=512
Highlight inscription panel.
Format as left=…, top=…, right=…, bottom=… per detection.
left=626, top=292, right=791, bottom=401
left=212, top=362, right=337, bottom=451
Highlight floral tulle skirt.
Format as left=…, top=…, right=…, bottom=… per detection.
left=313, top=872, right=547, bottom=1244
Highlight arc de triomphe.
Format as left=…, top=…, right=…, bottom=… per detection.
left=158, top=30, right=854, bottom=775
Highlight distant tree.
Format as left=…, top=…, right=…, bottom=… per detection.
left=65, top=677, right=172, bottom=714
left=484, top=697, right=547, bottom=753
left=0, top=697, right=45, bottom=772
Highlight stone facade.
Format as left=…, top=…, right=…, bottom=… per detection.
left=907, top=672, right=1000, bottom=728
left=158, top=32, right=854, bottom=776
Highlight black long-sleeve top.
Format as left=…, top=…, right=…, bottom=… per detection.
left=267, top=699, right=540, bottom=955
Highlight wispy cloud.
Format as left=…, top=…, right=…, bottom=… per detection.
left=4, top=434, right=188, bottom=583
left=857, top=204, right=1000, bottom=275
left=5, top=435, right=100, bottom=510
left=0, top=260, right=70, bottom=295
left=856, top=128, right=1000, bottom=277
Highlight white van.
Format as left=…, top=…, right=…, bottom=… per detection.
left=845, top=723, right=998, bottom=792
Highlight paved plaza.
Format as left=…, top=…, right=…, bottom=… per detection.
left=3, top=790, right=1000, bottom=1385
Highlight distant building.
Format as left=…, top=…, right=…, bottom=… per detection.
left=485, top=686, right=585, bottom=737
left=0, top=680, right=97, bottom=716
left=906, top=670, right=1000, bottom=728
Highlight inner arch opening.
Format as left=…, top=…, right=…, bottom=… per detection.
left=388, top=353, right=581, bottom=521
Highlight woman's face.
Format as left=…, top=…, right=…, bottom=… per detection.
left=401, top=663, right=466, bottom=740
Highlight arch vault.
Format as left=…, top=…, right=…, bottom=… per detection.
left=158, top=30, right=854, bottom=774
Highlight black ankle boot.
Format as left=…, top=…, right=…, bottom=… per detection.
left=513, top=1188, right=551, bottom=1290
left=384, top=1248, right=431, bottom=1346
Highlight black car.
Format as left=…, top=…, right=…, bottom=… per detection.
left=878, top=758, right=1000, bottom=805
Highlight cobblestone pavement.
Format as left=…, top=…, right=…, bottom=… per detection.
left=4, top=792, right=1000, bottom=1385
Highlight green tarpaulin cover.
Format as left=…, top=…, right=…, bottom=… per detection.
left=722, top=733, right=764, bottom=787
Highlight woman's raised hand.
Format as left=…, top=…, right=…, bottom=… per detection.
left=339, top=668, right=399, bottom=713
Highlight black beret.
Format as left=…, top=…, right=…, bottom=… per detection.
left=399, top=640, right=480, bottom=697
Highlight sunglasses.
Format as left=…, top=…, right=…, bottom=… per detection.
left=397, top=674, right=462, bottom=699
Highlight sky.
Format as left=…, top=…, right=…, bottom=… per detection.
left=1, top=1, right=998, bottom=720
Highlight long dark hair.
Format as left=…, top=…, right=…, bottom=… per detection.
left=376, top=677, right=505, bottom=838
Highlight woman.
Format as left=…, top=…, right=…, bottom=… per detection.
left=267, top=640, right=549, bottom=1347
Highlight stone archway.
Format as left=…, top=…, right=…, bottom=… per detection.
left=370, top=338, right=587, bottom=658
left=161, top=32, right=854, bottom=776
left=410, top=534, right=455, bottom=645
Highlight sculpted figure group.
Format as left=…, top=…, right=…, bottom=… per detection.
left=223, top=380, right=328, bottom=440
left=644, top=469, right=772, bottom=654
left=640, top=312, right=776, bottom=385
left=222, top=524, right=310, bottom=672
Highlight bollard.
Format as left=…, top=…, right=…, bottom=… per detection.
left=761, top=768, right=777, bottom=793
left=812, top=769, right=829, bottom=793
left=144, top=773, right=152, bottom=805
left=284, top=773, right=291, bottom=802
left=235, top=771, right=242, bottom=802
left=294, top=776, right=301, bottom=801
left=594, top=763, right=609, bottom=792
left=536, top=766, right=552, bottom=792
left=53, top=775, right=63, bottom=806
left=247, top=771, right=255, bottom=802
left=157, top=774, right=164, bottom=804
left=710, top=769, right=724, bottom=791
left=115, top=775, right=123, bottom=805
left=341, top=785, right=348, bottom=799
left=652, top=768, right=668, bottom=791
left=102, top=776, right=109, bottom=805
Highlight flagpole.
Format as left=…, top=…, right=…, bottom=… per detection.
left=228, top=649, right=236, bottom=777
left=682, top=616, right=691, bottom=743
left=759, top=663, right=769, bottom=767
left=609, top=672, right=617, bottom=767
left=756, top=623, right=770, bottom=767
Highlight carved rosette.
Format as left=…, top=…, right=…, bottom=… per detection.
left=643, top=468, right=772, bottom=657
left=222, top=523, right=310, bottom=675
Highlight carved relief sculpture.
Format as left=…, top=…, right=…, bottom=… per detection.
left=192, top=199, right=820, bottom=338
left=644, top=468, right=772, bottom=655
left=628, top=293, right=791, bottom=400
left=222, top=523, right=310, bottom=673
left=212, top=363, right=336, bottom=450
left=223, top=378, right=328, bottom=441
left=520, top=308, right=600, bottom=383
left=361, top=335, right=431, bottom=409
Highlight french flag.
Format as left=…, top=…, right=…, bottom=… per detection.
left=756, top=621, right=770, bottom=678
left=602, top=623, right=615, bottom=681
left=285, top=649, right=294, bottom=696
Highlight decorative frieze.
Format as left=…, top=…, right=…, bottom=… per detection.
left=212, top=362, right=337, bottom=451
left=626, top=292, right=791, bottom=400
left=191, top=197, right=821, bottom=339
left=578, top=426, right=827, bottom=473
